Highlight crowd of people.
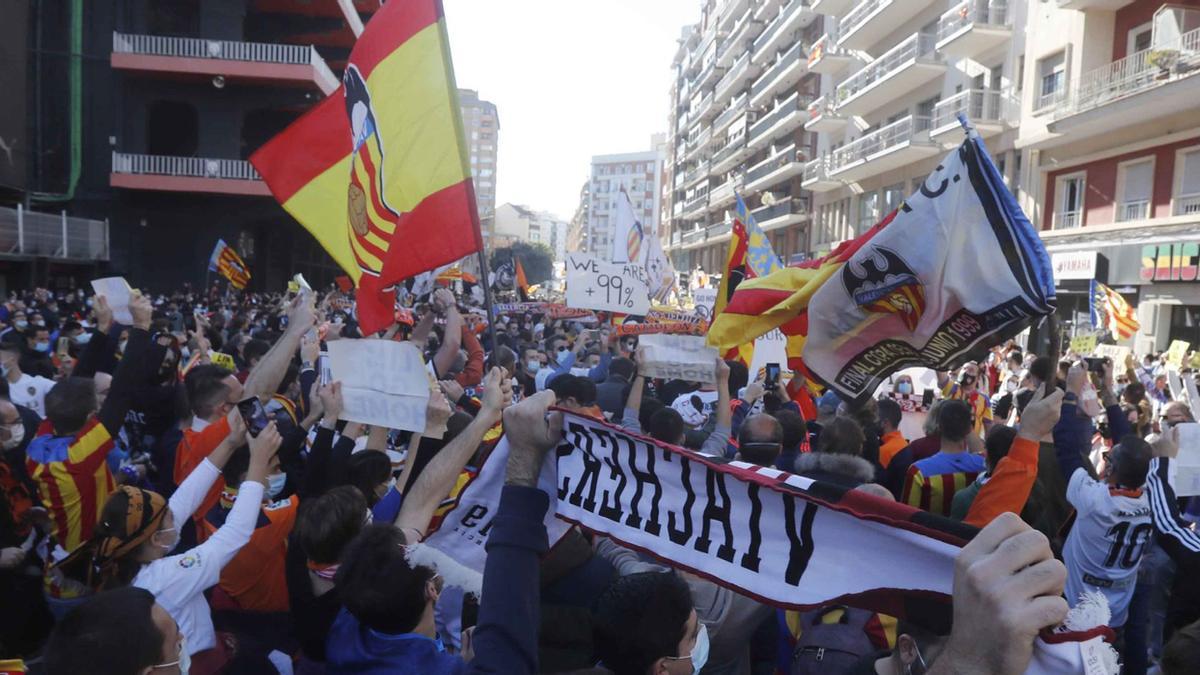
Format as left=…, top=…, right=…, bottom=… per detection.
left=0, top=281, right=1198, bottom=675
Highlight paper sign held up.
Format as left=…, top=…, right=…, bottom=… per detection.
left=1166, top=340, right=1191, bottom=368
left=91, top=277, right=134, bottom=325
left=748, top=328, right=793, bottom=384
left=693, top=288, right=717, bottom=320
left=1171, top=423, right=1200, bottom=497
left=639, top=334, right=719, bottom=383
left=1069, top=335, right=1098, bottom=355
left=327, top=339, right=431, bottom=432
left=1095, top=344, right=1132, bottom=366
left=565, top=253, right=651, bottom=315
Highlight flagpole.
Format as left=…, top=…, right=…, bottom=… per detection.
left=1046, top=313, right=1061, bottom=392
left=476, top=246, right=500, bottom=352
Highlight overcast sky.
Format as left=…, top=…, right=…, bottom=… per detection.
left=443, top=0, right=699, bottom=219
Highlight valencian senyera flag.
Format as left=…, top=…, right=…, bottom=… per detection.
left=709, top=121, right=1056, bottom=404
left=612, top=187, right=645, bottom=266
left=1090, top=280, right=1139, bottom=340
left=250, top=0, right=482, bottom=334
left=208, top=239, right=251, bottom=290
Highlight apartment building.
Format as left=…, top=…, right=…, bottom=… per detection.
left=1018, top=0, right=1200, bottom=353
left=665, top=0, right=824, bottom=275
left=586, top=149, right=664, bottom=260
left=459, top=89, right=501, bottom=242
left=494, top=202, right=570, bottom=260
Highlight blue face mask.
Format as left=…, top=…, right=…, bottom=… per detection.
left=74, top=332, right=92, bottom=345
left=265, top=472, right=287, bottom=498
left=896, top=382, right=913, bottom=395
left=556, top=348, right=574, bottom=369
left=527, top=359, right=541, bottom=373
left=34, top=341, right=50, bottom=353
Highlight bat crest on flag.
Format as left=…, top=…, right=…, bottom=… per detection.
left=344, top=64, right=401, bottom=279
left=842, top=247, right=926, bottom=331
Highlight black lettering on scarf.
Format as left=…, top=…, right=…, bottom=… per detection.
left=741, top=483, right=763, bottom=573
left=594, top=429, right=626, bottom=525
left=667, top=456, right=696, bottom=546
left=624, top=437, right=663, bottom=536
left=694, top=465, right=736, bottom=563
left=567, top=425, right=603, bottom=512
left=782, top=496, right=818, bottom=586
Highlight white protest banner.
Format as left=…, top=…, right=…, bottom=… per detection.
left=1167, top=368, right=1186, bottom=404
left=748, top=328, right=791, bottom=383
left=327, top=339, right=430, bottom=433
left=91, top=277, right=134, bottom=324
left=1095, top=344, right=1131, bottom=366
left=565, top=253, right=651, bottom=315
left=1184, top=375, right=1200, bottom=423
left=1170, top=423, right=1200, bottom=497
left=693, top=288, right=717, bottom=320
left=425, top=412, right=966, bottom=625
left=639, top=334, right=719, bottom=383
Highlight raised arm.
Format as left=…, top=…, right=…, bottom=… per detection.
left=98, top=293, right=153, bottom=436
left=700, top=359, right=732, bottom=456
left=242, top=295, right=314, bottom=402
left=620, top=348, right=646, bottom=432
left=73, top=296, right=115, bottom=378
left=394, top=367, right=507, bottom=537
left=432, top=290, right=463, bottom=378
left=1051, top=365, right=1091, bottom=481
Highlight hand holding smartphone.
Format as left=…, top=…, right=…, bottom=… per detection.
left=237, top=397, right=271, bottom=438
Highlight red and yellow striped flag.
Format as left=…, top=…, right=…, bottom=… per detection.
left=251, top=0, right=482, bottom=333
left=207, top=239, right=251, bottom=290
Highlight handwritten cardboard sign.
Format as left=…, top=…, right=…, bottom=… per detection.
left=1069, top=334, right=1098, bottom=356
left=1166, top=340, right=1191, bottom=368
left=1095, top=344, right=1131, bottom=366
left=639, top=334, right=719, bottom=383
left=565, top=253, right=650, bottom=315
left=91, top=277, right=134, bottom=324
left=327, top=339, right=430, bottom=433
left=693, top=288, right=717, bottom=320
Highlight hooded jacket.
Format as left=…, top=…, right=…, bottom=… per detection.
left=793, top=452, right=875, bottom=489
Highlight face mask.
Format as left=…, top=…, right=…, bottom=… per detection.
left=118, top=340, right=128, bottom=354
left=34, top=341, right=50, bottom=353
left=961, top=374, right=977, bottom=386
left=180, top=346, right=191, bottom=360
left=556, top=348, right=574, bottom=369
left=156, top=526, right=180, bottom=553
left=13, top=320, right=26, bottom=330
left=1, top=423, right=24, bottom=450
left=73, top=332, right=91, bottom=345
left=896, top=382, right=913, bottom=395
left=0, top=365, right=8, bottom=378
left=526, top=359, right=541, bottom=373
left=689, top=623, right=710, bottom=674
left=32, top=320, right=44, bottom=328
left=179, top=634, right=191, bottom=675
left=1005, top=380, right=1018, bottom=393
left=266, top=472, right=287, bottom=498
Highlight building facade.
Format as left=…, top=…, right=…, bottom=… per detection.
left=586, top=149, right=665, bottom=260
left=666, top=0, right=1200, bottom=353
left=459, top=88, right=500, bottom=243
left=494, top=202, right=570, bottom=260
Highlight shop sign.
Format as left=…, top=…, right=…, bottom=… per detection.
left=1141, top=243, right=1200, bottom=282
left=1051, top=251, right=1097, bottom=280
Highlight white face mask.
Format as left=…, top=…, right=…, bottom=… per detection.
left=178, top=634, right=191, bottom=674
left=13, top=320, right=27, bottom=330
left=74, top=332, right=92, bottom=345
left=118, top=340, right=128, bottom=354
left=266, top=472, right=287, bottom=498
left=666, top=623, right=709, bottom=675
left=1, top=422, right=24, bottom=450
left=526, top=359, right=541, bottom=373
left=156, top=526, right=180, bottom=553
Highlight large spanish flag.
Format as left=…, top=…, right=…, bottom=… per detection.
left=251, top=0, right=481, bottom=334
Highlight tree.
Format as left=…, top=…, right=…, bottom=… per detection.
left=489, top=241, right=553, bottom=285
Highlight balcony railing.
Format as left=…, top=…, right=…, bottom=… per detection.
left=113, top=31, right=313, bottom=64
left=112, top=152, right=263, bottom=181
left=838, top=0, right=889, bottom=44
left=807, top=31, right=850, bottom=70
left=1054, top=211, right=1082, bottom=229
left=937, top=0, right=1009, bottom=44
left=1116, top=200, right=1150, bottom=222
left=751, top=39, right=808, bottom=101
left=712, top=133, right=747, bottom=167
left=0, top=205, right=109, bottom=261
left=750, top=91, right=808, bottom=140
left=713, top=93, right=750, bottom=130
left=931, top=89, right=1014, bottom=130
left=1054, top=26, right=1200, bottom=118
left=836, top=33, right=940, bottom=109
left=1177, top=194, right=1200, bottom=216
left=684, top=190, right=710, bottom=216
left=709, top=175, right=745, bottom=204
left=716, top=51, right=753, bottom=97
left=682, top=227, right=706, bottom=245
left=751, top=197, right=808, bottom=225
left=747, top=143, right=800, bottom=184
left=830, top=115, right=932, bottom=173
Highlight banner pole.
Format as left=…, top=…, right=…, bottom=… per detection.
left=476, top=246, right=500, bottom=353
left=1046, top=313, right=1061, bottom=392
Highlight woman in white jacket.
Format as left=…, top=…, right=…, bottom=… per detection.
left=58, top=413, right=281, bottom=668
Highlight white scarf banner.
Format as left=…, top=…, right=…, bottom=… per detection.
left=804, top=130, right=1057, bottom=404
left=424, top=412, right=971, bottom=623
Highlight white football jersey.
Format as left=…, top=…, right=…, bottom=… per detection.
left=1062, top=469, right=1152, bottom=627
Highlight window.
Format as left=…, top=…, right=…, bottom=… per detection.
left=1055, top=173, right=1086, bottom=229
left=1175, top=147, right=1200, bottom=215
left=1012, top=150, right=1023, bottom=196
left=1016, top=54, right=1025, bottom=93
left=1036, top=52, right=1066, bottom=110
left=883, top=183, right=905, bottom=215
left=857, top=193, right=878, bottom=234
left=1128, top=22, right=1153, bottom=56
left=1116, top=159, right=1153, bottom=222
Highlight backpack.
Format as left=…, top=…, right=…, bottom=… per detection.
left=790, top=605, right=877, bottom=675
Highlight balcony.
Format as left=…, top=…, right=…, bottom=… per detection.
left=713, top=92, right=750, bottom=132
left=0, top=205, right=109, bottom=262
left=685, top=126, right=714, bottom=160
left=751, top=197, right=809, bottom=230
left=749, top=91, right=811, bottom=150
left=1056, top=0, right=1133, bottom=9
left=1053, top=211, right=1082, bottom=230
left=706, top=220, right=732, bottom=240
left=838, top=0, right=936, bottom=51
left=709, top=175, right=745, bottom=209
left=811, top=0, right=857, bottom=16
left=684, top=161, right=711, bottom=187
left=111, top=32, right=337, bottom=93
left=750, top=39, right=810, bottom=109
left=715, top=52, right=762, bottom=104
left=746, top=143, right=807, bottom=192
left=753, top=0, right=818, bottom=64
left=835, top=32, right=944, bottom=117
left=683, top=191, right=710, bottom=220
left=929, top=89, right=1016, bottom=142
left=698, top=62, right=728, bottom=91
left=710, top=121, right=756, bottom=174
left=802, top=156, right=841, bottom=192
left=804, top=95, right=848, bottom=133
left=754, top=0, right=788, bottom=22
left=807, top=32, right=855, bottom=75
left=111, top=152, right=271, bottom=196
left=1177, top=194, right=1200, bottom=216
left=725, top=8, right=766, bottom=60
left=720, top=0, right=753, bottom=30
left=1048, top=26, right=1200, bottom=142
left=828, top=115, right=939, bottom=182
left=936, top=1, right=1011, bottom=60
left=1116, top=200, right=1151, bottom=222
left=682, top=227, right=707, bottom=245
left=690, top=89, right=716, bottom=120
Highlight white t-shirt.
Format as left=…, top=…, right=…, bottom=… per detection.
left=9, top=373, right=56, bottom=418
left=134, top=460, right=263, bottom=655
left=1062, top=469, right=1152, bottom=627
left=671, top=390, right=720, bottom=428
